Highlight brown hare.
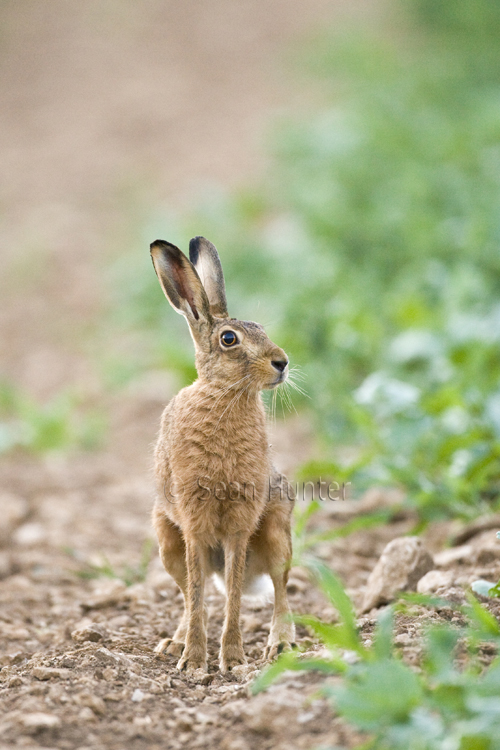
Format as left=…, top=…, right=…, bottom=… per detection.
left=150, top=236, right=295, bottom=673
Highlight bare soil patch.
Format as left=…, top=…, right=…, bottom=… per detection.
left=2, top=427, right=500, bottom=749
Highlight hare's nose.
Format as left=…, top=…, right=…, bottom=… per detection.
left=272, top=359, right=288, bottom=373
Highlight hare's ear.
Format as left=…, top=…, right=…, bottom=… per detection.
left=150, top=240, right=213, bottom=332
left=189, top=236, right=228, bottom=318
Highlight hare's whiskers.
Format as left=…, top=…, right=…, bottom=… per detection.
left=276, top=386, right=286, bottom=417
left=287, top=377, right=309, bottom=398
left=208, top=374, right=252, bottom=415
left=289, top=366, right=306, bottom=381
left=213, top=380, right=250, bottom=433
left=284, top=382, right=298, bottom=414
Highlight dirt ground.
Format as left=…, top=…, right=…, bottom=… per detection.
left=2, top=2, right=500, bottom=749
left=3, top=449, right=500, bottom=750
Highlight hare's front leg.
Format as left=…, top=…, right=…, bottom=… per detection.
left=220, top=534, right=249, bottom=671
left=176, top=537, right=208, bottom=672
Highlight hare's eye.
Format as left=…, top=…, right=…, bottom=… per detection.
left=221, top=330, right=238, bottom=347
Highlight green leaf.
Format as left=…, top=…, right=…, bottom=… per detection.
left=302, top=509, right=395, bottom=549
left=251, top=652, right=340, bottom=694
left=303, top=558, right=363, bottom=654
left=372, top=606, right=394, bottom=660
left=424, top=625, right=461, bottom=679
left=465, top=592, right=500, bottom=639
left=333, top=659, right=423, bottom=731
left=296, top=615, right=363, bottom=655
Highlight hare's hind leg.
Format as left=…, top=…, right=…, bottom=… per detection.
left=219, top=534, right=250, bottom=672
left=153, top=508, right=190, bottom=658
left=248, top=474, right=296, bottom=660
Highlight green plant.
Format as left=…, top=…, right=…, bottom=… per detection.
left=292, top=499, right=397, bottom=562
left=254, top=559, right=500, bottom=749
left=70, top=538, right=155, bottom=587
left=0, top=381, right=106, bottom=454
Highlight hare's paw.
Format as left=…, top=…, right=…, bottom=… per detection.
left=264, top=618, right=296, bottom=661
left=154, top=637, right=185, bottom=658
left=176, top=648, right=207, bottom=673
left=264, top=633, right=297, bottom=661
left=220, top=643, right=247, bottom=673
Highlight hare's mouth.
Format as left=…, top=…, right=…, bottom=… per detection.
left=267, top=373, right=287, bottom=389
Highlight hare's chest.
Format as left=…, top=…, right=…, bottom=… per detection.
left=178, top=428, right=269, bottom=493
left=169, top=418, right=269, bottom=536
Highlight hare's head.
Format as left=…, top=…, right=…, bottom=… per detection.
left=151, top=237, right=288, bottom=391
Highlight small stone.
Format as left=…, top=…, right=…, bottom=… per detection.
left=361, top=537, right=434, bottom=612
left=471, top=580, right=496, bottom=597
left=8, top=675, right=23, bottom=687
left=75, top=692, right=106, bottom=716
left=434, top=545, right=473, bottom=567
left=104, top=689, right=127, bottom=702
left=230, top=664, right=252, bottom=680
left=146, top=679, right=164, bottom=694
left=194, top=710, right=214, bottom=724
left=175, top=714, right=194, bottom=731
left=5, top=627, right=30, bottom=640
left=94, top=647, right=126, bottom=667
left=297, top=710, right=316, bottom=724
left=32, top=667, right=63, bottom=681
left=19, top=711, right=61, bottom=731
left=417, top=569, right=455, bottom=594
left=133, top=715, right=152, bottom=727
left=83, top=579, right=127, bottom=610
left=71, top=625, right=104, bottom=643
left=191, top=670, right=213, bottom=685
left=342, top=650, right=360, bottom=665
left=1, top=651, right=25, bottom=666
left=13, top=522, right=46, bottom=546
left=131, top=689, right=145, bottom=702
left=394, top=633, right=413, bottom=646
left=78, top=706, right=97, bottom=722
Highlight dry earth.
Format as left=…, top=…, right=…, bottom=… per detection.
left=2, top=2, right=500, bottom=750
left=3, top=449, right=500, bottom=750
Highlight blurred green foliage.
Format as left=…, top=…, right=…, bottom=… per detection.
left=69, top=538, right=155, bottom=587
left=116, top=0, right=500, bottom=520
left=0, top=381, right=105, bottom=454
left=254, top=559, right=500, bottom=749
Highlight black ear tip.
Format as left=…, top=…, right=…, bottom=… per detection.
left=189, top=236, right=204, bottom=264
left=150, top=240, right=184, bottom=260
left=150, top=239, right=166, bottom=252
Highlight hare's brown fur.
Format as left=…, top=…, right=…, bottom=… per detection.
left=150, top=237, right=295, bottom=673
